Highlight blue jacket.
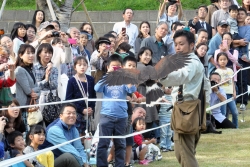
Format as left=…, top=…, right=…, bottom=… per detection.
left=94, top=81, right=136, bottom=118
left=207, top=33, right=222, bottom=74
left=40, top=119, right=87, bottom=166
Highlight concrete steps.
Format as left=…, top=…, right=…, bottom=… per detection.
left=0, top=10, right=196, bottom=37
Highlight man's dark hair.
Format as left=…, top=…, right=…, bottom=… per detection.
left=122, top=56, right=137, bottom=66
left=173, top=22, right=185, bottom=31
left=107, top=31, right=117, bottom=35
left=7, top=131, right=23, bottom=145
left=117, top=42, right=131, bottom=53
left=59, top=103, right=77, bottom=114
left=210, top=0, right=218, bottom=2
left=107, top=54, right=123, bottom=67
left=123, top=8, right=133, bottom=15
left=103, top=33, right=116, bottom=39
left=229, top=5, right=239, bottom=12
left=171, top=21, right=180, bottom=31
left=173, top=30, right=195, bottom=45
left=198, top=5, right=208, bottom=13
left=238, top=8, right=247, bottom=15
left=197, top=28, right=208, bottom=36
left=26, top=24, right=37, bottom=34
left=209, top=72, right=221, bottom=80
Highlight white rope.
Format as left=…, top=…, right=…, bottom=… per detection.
left=0, top=122, right=170, bottom=166
left=211, top=66, right=250, bottom=89
left=0, top=98, right=127, bottom=111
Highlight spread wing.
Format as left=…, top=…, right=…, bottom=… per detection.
left=154, top=53, right=191, bottom=79
left=101, top=68, right=142, bottom=86
left=146, top=81, right=164, bottom=107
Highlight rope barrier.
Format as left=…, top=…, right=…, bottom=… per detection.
left=1, top=64, right=249, bottom=166
left=0, top=122, right=170, bottom=166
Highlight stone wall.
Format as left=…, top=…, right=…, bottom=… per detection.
left=0, top=10, right=196, bottom=37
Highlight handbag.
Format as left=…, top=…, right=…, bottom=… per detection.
left=27, top=98, right=43, bottom=126
left=42, top=89, right=61, bottom=124
left=0, top=79, right=13, bottom=106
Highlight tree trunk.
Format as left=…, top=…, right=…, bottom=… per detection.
left=36, top=0, right=74, bottom=32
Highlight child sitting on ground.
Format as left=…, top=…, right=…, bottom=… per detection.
left=24, top=125, right=54, bottom=167
left=132, top=117, right=162, bottom=165
left=7, top=131, right=33, bottom=167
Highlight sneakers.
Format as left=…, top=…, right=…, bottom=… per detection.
left=161, top=147, right=169, bottom=152
left=139, top=159, right=151, bottom=165
left=108, top=160, right=115, bottom=167
left=124, top=163, right=133, bottom=167
left=240, top=104, right=246, bottom=111
left=157, top=155, right=162, bottom=161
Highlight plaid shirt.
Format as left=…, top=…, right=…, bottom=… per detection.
left=33, top=63, right=58, bottom=90
left=67, top=46, right=88, bottom=78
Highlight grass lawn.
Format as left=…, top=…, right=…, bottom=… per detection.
left=2, top=0, right=242, bottom=11
left=135, top=105, right=250, bottom=167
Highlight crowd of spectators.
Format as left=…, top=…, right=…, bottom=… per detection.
left=0, top=0, right=249, bottom=166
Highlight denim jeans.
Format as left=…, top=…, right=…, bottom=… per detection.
left=220, top=104, right=227, bottom=116
left=159, top=116, right=172, bottom=149
left=97, top=114, right=127, bottom=167
left=226, top=94, right=238, bottom=128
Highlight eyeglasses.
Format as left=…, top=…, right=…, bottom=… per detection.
left=0, top=55, right=9, bottom=61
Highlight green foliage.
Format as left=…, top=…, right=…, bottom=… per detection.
left=0, top=0, right=243, bottom=10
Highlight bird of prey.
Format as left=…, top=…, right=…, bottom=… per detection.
left=101, top=53, right=191, bottom=106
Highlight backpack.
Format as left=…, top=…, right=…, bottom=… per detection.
left=42, top=91, right=61, bottom=125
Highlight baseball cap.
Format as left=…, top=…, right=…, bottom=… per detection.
left=39, top=21, right=55, bottom=32
left=80, top=30, right=93, bottom=41
left=217, top=20, right=229, bottom=27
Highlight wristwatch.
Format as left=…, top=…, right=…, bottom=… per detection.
left=215, top=91, right=220, bottom=94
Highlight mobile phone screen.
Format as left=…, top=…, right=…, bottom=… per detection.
left=113, top=66, right=121, bottom=71
left=68, top=38, right=77, bottom=45
left=122, top=27, right=126, bottom=34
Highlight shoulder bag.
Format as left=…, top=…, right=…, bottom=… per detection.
left=27, top=98, right=43, bottom=126
left=171, top=79, right=206, bottom=134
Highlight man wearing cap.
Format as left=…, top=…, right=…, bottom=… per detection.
left=113, top=8, right=138, bottom=50
left=140, top=21, right=175, bottom=65
left=31, top=21, right=72, bottom=99
left=211, top=0, right=231, bottom=35
left=207, top=20, right=229, bottom=74
left=188, top=5, right=213, bottom=40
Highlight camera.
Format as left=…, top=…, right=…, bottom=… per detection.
left=51, top=31, right=60, bottom=37
left=2, top=117, right=8, bottom=122
left=210, top=80, right=219, bottom=89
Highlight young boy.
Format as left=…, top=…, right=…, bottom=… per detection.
left=159, top=87, right=174, bottom=152
left=227, top=4, right=249, bottom=62
left=94, top=54, right=137, bottom=167
left=7, top=131, right=33, bottom=167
